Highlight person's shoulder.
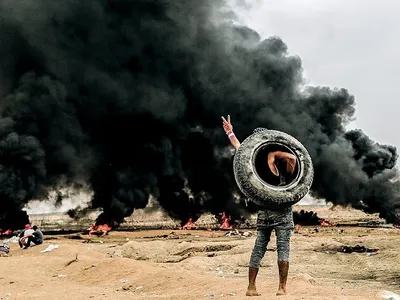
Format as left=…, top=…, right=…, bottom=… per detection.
left=268, top=151, right=278, bottom=157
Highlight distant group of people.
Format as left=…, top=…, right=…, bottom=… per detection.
left=18, top=224, right=43, bottom=249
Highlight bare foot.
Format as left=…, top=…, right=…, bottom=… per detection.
left=246, top=289, right=261, bottom=296
left=276, top=288, right=287, bottom=296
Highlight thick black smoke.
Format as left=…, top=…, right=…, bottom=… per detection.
left=0, top=0, right=399, bottom=229
left=293, top=210, right=321, bottom=226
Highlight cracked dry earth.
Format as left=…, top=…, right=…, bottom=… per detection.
left=1, top=209, right=399, bottom=300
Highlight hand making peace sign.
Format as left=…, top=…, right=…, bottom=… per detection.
left=221, top=115, right=233, bottom=134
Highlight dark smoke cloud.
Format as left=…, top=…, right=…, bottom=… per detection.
left=293, top=210, right=321, bottom=226
left=0, top=0, right=399, bottom=229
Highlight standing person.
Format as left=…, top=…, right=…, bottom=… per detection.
left=23, top=225, right=44, bottom=249
left=222, top=115, right=296, bottom=296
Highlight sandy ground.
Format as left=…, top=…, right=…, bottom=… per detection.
left=1, top=206, right=399, bottom=300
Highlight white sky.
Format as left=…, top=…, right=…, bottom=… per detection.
left=232, top=0, right=400, bottom=152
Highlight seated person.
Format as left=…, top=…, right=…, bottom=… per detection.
left=18, top=224, right=34, bottom=248
left=22, top=225, right=44, bottom=249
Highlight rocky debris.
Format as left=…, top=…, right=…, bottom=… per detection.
left=223, top=229, right=252, bottom=237
left=0, top=243, right=10, bottom=257
left=315, top=243, right=379, bottom=254
left=166, top=232, right=179, bottom=239
left=142, top=231, right=180, bottom=240
left=338, top=245, right=378, bottom=254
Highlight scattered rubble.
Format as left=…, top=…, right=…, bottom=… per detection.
left=223, top=229, right=252, bottom=237
left=2, top=236, right=18, bottom=244
left=142, top=231, right=180, bottom=239
left=315, top=244, right=379, bottom=254
left=83, top=239, right=104, bottom=244
left=205, top=293, right=216, bottom=297
left=0, top=242, right=10, bottom=257
left=84, top=264, right=97, bottom=270
left=338, top=245, right=378, bottom=254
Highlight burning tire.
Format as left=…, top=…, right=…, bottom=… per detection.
left=233, top=128, right=314, bottom=208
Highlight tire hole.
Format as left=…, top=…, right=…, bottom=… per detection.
left=254, top=143, right=300, bottom=187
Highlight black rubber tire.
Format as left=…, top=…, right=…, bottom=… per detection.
left=233, top=128, right=314, bottom=208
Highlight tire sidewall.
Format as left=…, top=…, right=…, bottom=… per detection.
left=233, top=129, right=314, bottom=208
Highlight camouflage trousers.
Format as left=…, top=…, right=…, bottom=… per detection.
left=249, top=207, right=294, bottom=267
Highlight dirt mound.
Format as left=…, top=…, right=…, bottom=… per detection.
left=121, top=240, right=239, bottom=263
left=1, top=206, right=399, bottom=299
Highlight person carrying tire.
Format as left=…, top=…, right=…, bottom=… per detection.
left=222, top=115, right=295, bottom=296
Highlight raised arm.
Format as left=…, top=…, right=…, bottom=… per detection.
left=268, top=153, right=279, bottom=176
left=221, top=115, right=241, bottom=151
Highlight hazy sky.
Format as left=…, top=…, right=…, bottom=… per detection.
left=232, top=0, right=400, bottom=153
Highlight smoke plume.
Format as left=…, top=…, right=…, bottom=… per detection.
left=0, top=0, right=399, bottom=229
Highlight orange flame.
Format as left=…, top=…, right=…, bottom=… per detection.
left=320, top=219, right=330, bottom=227
left=88, top=224, right=112, bottom=236
left=219, top=212, right=232, bottom=230
left=180, top=218, right=198, bottom=230
left=0, top=229, right=12, bottom=236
